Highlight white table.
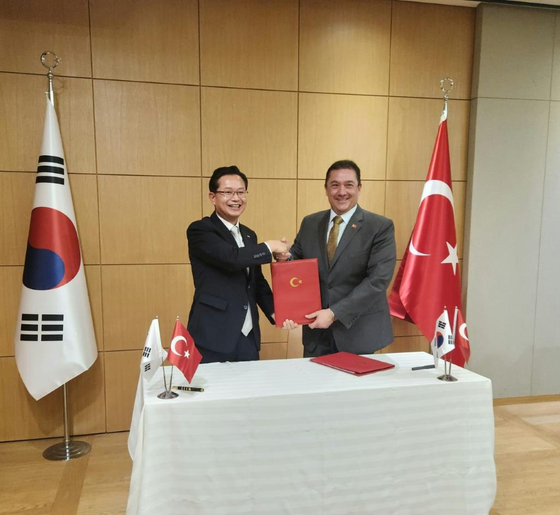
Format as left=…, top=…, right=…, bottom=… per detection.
left=127, top=352, right=496, bottom=515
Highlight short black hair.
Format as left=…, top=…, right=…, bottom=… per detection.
left=209, top=165, right=248, bottom=193
left=325, top=160, right=361, bottom=186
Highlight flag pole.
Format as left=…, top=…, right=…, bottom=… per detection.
left=156, top=316, right=169, bottom=393
left=39, top=52, right=91, bottom=461
left=157, top=316, right=179, bottom=399
left=436, top=79, right=459, bottom=383
left=449, top=306, right=459, bottom=377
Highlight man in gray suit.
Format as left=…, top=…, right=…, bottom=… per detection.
left=284, top=160, right=396, bottom=357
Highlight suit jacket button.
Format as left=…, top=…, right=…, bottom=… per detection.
left=243, top=305, right=248, bottom=310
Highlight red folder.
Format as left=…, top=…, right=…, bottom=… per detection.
left=310, top=352, right=395, bottom=375
left=271, top=259, right=321, bottom=327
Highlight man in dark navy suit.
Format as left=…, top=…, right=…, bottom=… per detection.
left=187, top=166, right=290, bottom=363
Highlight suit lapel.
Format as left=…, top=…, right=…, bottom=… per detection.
left=211, top=211, right=237, bottom=245
left=317, top=211, right=330, bottom=272
left=329, top=206, right=363, bottom=270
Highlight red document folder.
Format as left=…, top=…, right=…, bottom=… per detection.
left=310, top=352, right=395, bottom=375
left=271, top=259, right=321, bottom=327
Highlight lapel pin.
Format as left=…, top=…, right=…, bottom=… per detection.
left=352, top=224, right=357, bottom=229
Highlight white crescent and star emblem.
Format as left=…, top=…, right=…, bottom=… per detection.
left=409, top=179, right=457, bottom=270
left=459, top=323, right=469, bottom=341
left=171, top=336, right=191, bottom=358
left=441, top=241, right=459, bottom=275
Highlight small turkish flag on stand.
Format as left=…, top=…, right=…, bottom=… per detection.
left=389, top=104, right=470, bottom=367
left=167, top=319, right=202, bottom=383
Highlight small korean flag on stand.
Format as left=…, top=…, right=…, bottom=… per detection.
left=430, top=308, right=454, bottom=367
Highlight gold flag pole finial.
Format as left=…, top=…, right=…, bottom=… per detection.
left=40, top=51, right=61, bottom=106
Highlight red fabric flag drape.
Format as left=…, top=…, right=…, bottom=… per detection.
left=389, top=110, right=470, bottom=366
left=167, top=320, right=202, bottom=383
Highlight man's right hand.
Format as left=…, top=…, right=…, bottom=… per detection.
left=266, top=238, right=291, bottom=258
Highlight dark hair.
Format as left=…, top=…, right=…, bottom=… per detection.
left=325, top=160, right=361, bottom=186
left=209, top=165, right=248, bottom=193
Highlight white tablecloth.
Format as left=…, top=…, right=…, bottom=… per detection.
left=127, top=352, right=496, bottom=515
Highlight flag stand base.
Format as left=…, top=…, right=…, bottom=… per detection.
left=43, top=384, right=92, bottom=461
left=43, top=439, right=91, bottom=461
left=437, top=374, right=458, bottom=382
left=157, top=390, right=178, bottom=399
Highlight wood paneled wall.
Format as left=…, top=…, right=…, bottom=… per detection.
left=0, top=0, right=475, bottom=441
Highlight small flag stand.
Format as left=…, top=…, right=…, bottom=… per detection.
left=38, top=52, right=91, bottom=460
left=438, top=304, right=459, bottom=382
left=157, top=316, right=181, bottom=399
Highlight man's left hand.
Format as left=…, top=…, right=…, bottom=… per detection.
left=306, top=308, right=336, bottom=329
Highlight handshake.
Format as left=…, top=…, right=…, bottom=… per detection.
left=265, top=237, right=291, bottom=262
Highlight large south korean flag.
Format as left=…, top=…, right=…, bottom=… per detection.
left=15, top=97, right=97, bottom=401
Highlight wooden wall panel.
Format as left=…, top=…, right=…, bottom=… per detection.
left=382, top=336, right=429, bottom=354
left=287, top=326, right=304, bottom=359
left=298, top=93, right=388, bottom=180
left=102, top=264, right=194, bottom=351
left=67, top=356, right=106, bottom=435
left=390, top=2, right=475, bottom=99
left=85, top=266, right=104, bottom=352
left=201, top=87, right=298, bottom=179
left=0, top=266, right=22, bottom=357
left=104, top=351, right=140, bottom=432
left=70, top=174, right=100, bottom=265
left=90, top=0, right=199, bottom=84
left=299, top=0, right=391, bottom=95
left=385, top=180, right=466, bottom=259
left=98, top=176, right=201, bottom=264
left=204, top=179, right=298, bottom=244
left=0, top=0, right=476, bottom=442
left=296, top=179, right=386, bottom=227
left=260, top=342, right=288, bottom=361
left=0, top=74, right=96, bottom=173
left=0, top=172, right=34, bottom=265
left=387, top=98, right=470, bottom=181
left=200, top=0, right=298, bottom=90
left=392, top=317, right=423, bottom=338
left=93, top=80, right=201, bottom=176
left=0, top=357, right=63, bottom=441
left=0, top=0, right=91, bottom=77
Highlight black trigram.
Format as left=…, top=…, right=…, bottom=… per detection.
left=144, top=363, right=151, bottom=372
left=142, top=346, right=151, bottom=358
left=36, top=155, right=65, bottom=185
left=437, top=321, right=447, bottom=330
left=20, top=313, right=64, bottom=342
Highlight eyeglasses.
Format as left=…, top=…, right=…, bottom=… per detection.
left=215, top=190, right=248, bottom=199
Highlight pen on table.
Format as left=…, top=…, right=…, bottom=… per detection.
left=172, top=386, right=205, bottom=392
left=411, top=364, right=436, bottom=371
